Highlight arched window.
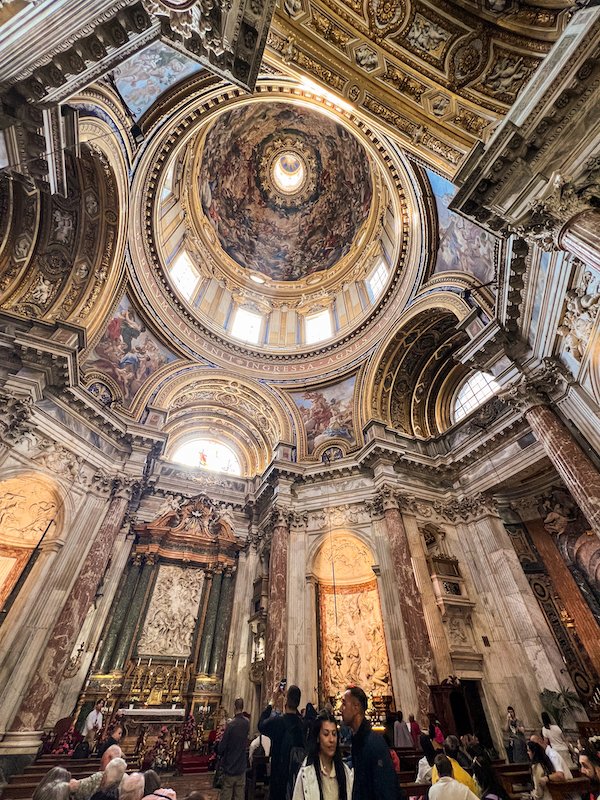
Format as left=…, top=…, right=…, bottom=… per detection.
left=171, top=439, right=242, bottom=475
left=453, top=371, right=499, bottom=422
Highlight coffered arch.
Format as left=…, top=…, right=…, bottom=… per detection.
left=364, top=291, right=474, bottom=437
left=155, top=369, right=295, bottom=477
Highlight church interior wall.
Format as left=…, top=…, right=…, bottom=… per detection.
left=0, top=1, right=599, bottom=773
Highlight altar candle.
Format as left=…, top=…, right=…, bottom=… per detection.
left=184, top=658, right=188, bottom=669
left=148, top=657, right=152, bottom=667
left=137, top=657, right=141, bottom=667
left=175, top=659, right=179, bottom=668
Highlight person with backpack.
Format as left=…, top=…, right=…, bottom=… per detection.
left=259, top=684, right=305, bottom=800
left=292, top=710, right=353, bottom=800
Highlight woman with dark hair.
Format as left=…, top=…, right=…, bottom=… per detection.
left=527, top=740, right=555, bottom=800
left=541, top=712, right=572, bottom=767
left=472, top=755, right=509, bottom=800
left=292, top=711, right=353, bottom=800
left=416, top=734, right=436, bottom=784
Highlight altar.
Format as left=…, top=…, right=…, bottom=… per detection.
left=121, top=707, right=186, bottom=722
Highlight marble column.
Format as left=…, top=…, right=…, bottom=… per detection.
left=559, top=209, right=600, bottom=271
left=192, top=569, right=214, bottom=669
left=197, top=569, right=223, bottom=675
left=110, top=555, right=155, bottom=671
left=524, top=403, right=600, bottom=539
left=95, top=554, right=142, bottom=674
left=10, top=477, right=136, bottom=732
left=380, top=488, right=437, bottom=718
left=264, top=506, right=289, bottom=698
left=208, top=567, right=236, bottom=676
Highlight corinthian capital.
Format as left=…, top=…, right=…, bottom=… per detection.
left=270, top=504, right=292, bottom=529
left=112, top=474, right=142, bottom=501
left=502, top=358, right=567, bottom=414
left=433, top=493, right=497, bottom=523
left=0, top=389, right=34, bottom=445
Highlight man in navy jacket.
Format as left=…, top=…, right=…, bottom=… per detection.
left=341, top=686, right=398, bottom=800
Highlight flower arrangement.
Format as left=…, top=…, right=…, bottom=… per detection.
left=51, top=725, right=80, bottom=757
left=151, top=726, right=172, bottom=771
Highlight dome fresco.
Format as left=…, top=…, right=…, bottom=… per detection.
left=198, top=102, right=373, bottom=281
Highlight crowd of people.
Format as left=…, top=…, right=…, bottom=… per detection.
left=32, top=744, right=200, bottom=800
left=27, top=689, right=600, bottom=800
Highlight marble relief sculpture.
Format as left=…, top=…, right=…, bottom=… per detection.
left=137, top=565, right=204, bottom=657
left=320, top=582, right=391, bottom=697
left=557, top=271, right=600, bottom=362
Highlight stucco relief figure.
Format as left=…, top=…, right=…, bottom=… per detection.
left=485, top=56, right=529, bottom=95
left=448, top=617, right=468, bottom=645
left=346, top=640, right=361, bottom=683
left=30, top=276, right=53, bottom=305
left=137, top=565, right=204, bottom=656
left=0, top=478, right=59, bottom=548
left=156, top=494, right=184, bottom=519
left=367, top=629, right=390, bottom=688
left=543, top=503, right=571, bottom=537
left=406, top=16, right=450, bottom=56
left=557, top=273, right=600, bottom=361
left=52, top=210, right=74, bottom=244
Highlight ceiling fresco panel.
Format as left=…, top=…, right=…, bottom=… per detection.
left=198, top=101, right=373, bottom=281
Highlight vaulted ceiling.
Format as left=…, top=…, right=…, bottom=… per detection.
left=266, top=0, right=575, bottom=172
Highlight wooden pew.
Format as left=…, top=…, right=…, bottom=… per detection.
left=548, top=776, right=590, bottom=800
left=400, top=781, right=430, bottom=800
left=495, top=764, right=532, bottom=800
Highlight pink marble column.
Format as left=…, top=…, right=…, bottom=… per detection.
left=382, top=491, right=437, bottom=718
left=10, top=478, right=135, bottom=733
left=526, top=403, right=600, bottom=539
left=264, top=506, right=289, bottom=700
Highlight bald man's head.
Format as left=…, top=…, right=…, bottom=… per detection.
left=101, top=745, right=123, bottom=770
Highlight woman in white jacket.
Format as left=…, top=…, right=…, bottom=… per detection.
left=292, top=711, right=353, bottom=800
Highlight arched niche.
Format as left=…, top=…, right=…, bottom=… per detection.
left=311, top=531, right=392, bottom=703
left=0, top=473, right=64, bottom=609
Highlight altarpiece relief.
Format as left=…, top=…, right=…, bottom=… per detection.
left=137, top=564, right=204, bottom=657
left=313, top=532, right=392, bottom=699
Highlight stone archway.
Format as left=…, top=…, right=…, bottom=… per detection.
left=312, top=531, right=392, bottom=703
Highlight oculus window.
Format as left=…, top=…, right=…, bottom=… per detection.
left=171, top=439, right=241, bottom=475
left=272, top=151, right=306, bottom=194
left=305, top=309, right=332, bottom=344
left=231, top=307, right=263, bottom=344
left=454, top=371, right=499, bottom=422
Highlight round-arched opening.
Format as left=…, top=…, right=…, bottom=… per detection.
left=453, top=371, right=499, bottom=423
left=311, top=531, right=392, bottom=700
left=170, top=438, right=242, bottom=475
left=0, top=473, right=64, bottom=609
left=271, top=151, right=307, bottom=195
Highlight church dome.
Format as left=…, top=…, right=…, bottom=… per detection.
left=130, top=81, right=426, bottom=379
left=197, top=102, right=373, bottom=282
